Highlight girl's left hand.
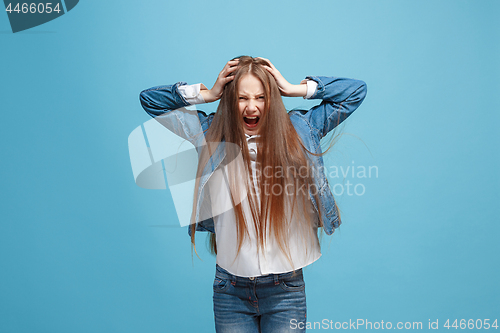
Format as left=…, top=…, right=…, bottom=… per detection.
left=257, top=57, right=307, bottom=97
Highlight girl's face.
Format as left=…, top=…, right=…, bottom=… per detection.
left=238, top=74, right=265, bottom=136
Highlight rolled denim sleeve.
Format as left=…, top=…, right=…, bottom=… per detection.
left=139, top=82, right=214, bottom=145
left=304, top=76, right=367, bottom=138
left=177, top=83, right=206, bottom=105
left=303, top=80, right=318, bottom=99
left=139, top=82, right=191, bottom=118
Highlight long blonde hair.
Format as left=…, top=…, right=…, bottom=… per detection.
left=190, top=56, right=336, bottom=270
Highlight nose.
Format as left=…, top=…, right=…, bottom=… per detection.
left=247, top=99, right=259, bottom=112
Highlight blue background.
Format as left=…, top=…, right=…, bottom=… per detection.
left=1, top=0, right=499, bottom=332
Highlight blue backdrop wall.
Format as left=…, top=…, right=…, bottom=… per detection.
left=1, top=0, right=498, bottom=332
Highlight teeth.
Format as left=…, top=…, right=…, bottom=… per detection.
left=245, top=116, right=258, bottom=119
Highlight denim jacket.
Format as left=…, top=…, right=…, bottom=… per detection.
left=140, top=76, right=367, bottom=236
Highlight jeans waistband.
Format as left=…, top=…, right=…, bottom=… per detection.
left=215, top=264, right=303, bottom=285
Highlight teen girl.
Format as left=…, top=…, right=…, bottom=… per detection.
left=140, top=56, right=367, bottom=332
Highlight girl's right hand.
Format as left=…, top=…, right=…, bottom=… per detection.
left=201, top=59, right=239, bottom=103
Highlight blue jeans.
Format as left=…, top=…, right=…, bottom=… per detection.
left=213, top=264, right=307, bottom=332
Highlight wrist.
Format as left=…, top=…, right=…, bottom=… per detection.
left=286, top=83, right=307, bottom=97
left=200, top=89, right=215, bottom=103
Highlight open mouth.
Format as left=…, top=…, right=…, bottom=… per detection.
left=243, top=116, right=260, bottom=128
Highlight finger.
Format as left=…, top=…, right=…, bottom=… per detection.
left=228, top=64, right=239, bottom=72
left=220, top=66, right=236, bottom=80
left=257, top=57, right=274, bottom=69
left=228, top=59, right=240, bottom=67
left=263, top=66, right=273, bottom=74
left=222, top=60, right=239, bottom=72
left=221, top=65, right=239, bottom=79
left=262, top=65, right=275, bottom=75
left=224, top=71, right=236, bottom=79
left=223, top=75, right=235, bottom=84
left=223, top=61, right=239, bottom=74
left=257, top=57, right=270, bottom=64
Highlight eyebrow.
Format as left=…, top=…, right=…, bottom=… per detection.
left=238, top=92, right=264, bottom=97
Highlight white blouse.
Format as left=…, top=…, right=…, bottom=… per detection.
left=179, top=81, right=322, bottom=277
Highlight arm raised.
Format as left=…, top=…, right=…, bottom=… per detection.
left=304, top=76, right=367, bottom=138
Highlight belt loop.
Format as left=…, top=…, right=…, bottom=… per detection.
left=231, top=274, right=237, bottom=286
left=274, top=274, right=279, bottom=285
